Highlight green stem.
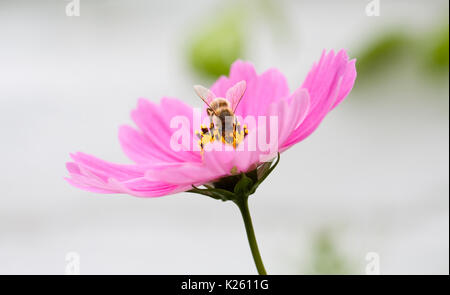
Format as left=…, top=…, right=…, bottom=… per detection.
left=235, top=196, right=267, bottom=275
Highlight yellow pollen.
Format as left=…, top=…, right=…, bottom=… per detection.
left=195, top=119, right=248, bottom=151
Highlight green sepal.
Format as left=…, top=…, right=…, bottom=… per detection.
left=187, top=153, right=280, bottom=201
left=187, top=185, right=235, bottom=201
left=233, top=173, right=254, bottom=197
left=249, top=152, right=280, bottom=195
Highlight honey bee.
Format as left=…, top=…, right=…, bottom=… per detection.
left=194, top=81, right=247, bottom=146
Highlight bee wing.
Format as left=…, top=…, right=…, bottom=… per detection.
left=193, top=85, right=216, bottom=105
left=226, top=80, right=246, bottom=113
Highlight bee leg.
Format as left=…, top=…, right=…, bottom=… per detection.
left=233, top=123, right=237, bottom=149
left=215, top=129, right=220, bottom=141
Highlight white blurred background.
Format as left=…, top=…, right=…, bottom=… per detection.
left=0, top=0, right=448, bottom=274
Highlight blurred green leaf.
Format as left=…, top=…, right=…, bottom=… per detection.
left=305, top=229, right=353, bottom=275
left=356, top=31, right=410, bottom=79
left=356, top=19, right=449, bottom=84
left=188, top=9, right=245, bottom=78
left=423, top=24, right=449, bottom=73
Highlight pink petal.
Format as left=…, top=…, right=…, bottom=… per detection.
left=145, top=144, right=233, bottom=186
left=66, top=152, right=182, bottom=197
left=210, top=60, right=290, bottom=117
left=282, top=50, right=356, bottom=148
left=119, top=126, right=170, bottom=164
left=122, top=97, right=202, bottom=164
left=265, top=88, right=310, bottom=151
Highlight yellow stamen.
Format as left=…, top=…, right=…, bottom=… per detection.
left=195, top=119, right=248, bottom=151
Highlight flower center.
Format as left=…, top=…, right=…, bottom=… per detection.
left=196, top=117, right=248, bottom=150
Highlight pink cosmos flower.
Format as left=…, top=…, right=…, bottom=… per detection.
left=66, top=49, right=356, bottom=275
left=66, top=50, right=356, bottom=197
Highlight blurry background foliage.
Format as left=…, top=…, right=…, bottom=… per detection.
left=422, top=24, right=449, bottom=73
left=188, top=2, right=448, bottom=85
left=187, top=0, right=290, bottom=79
left=356, top=20, right=449, bottom=84
left=188, top=8, right=245, bottom=79
left=303, top=229, right=354, bottom=275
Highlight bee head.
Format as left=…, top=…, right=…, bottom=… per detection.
left=206, top=108, right=215, bottom=117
